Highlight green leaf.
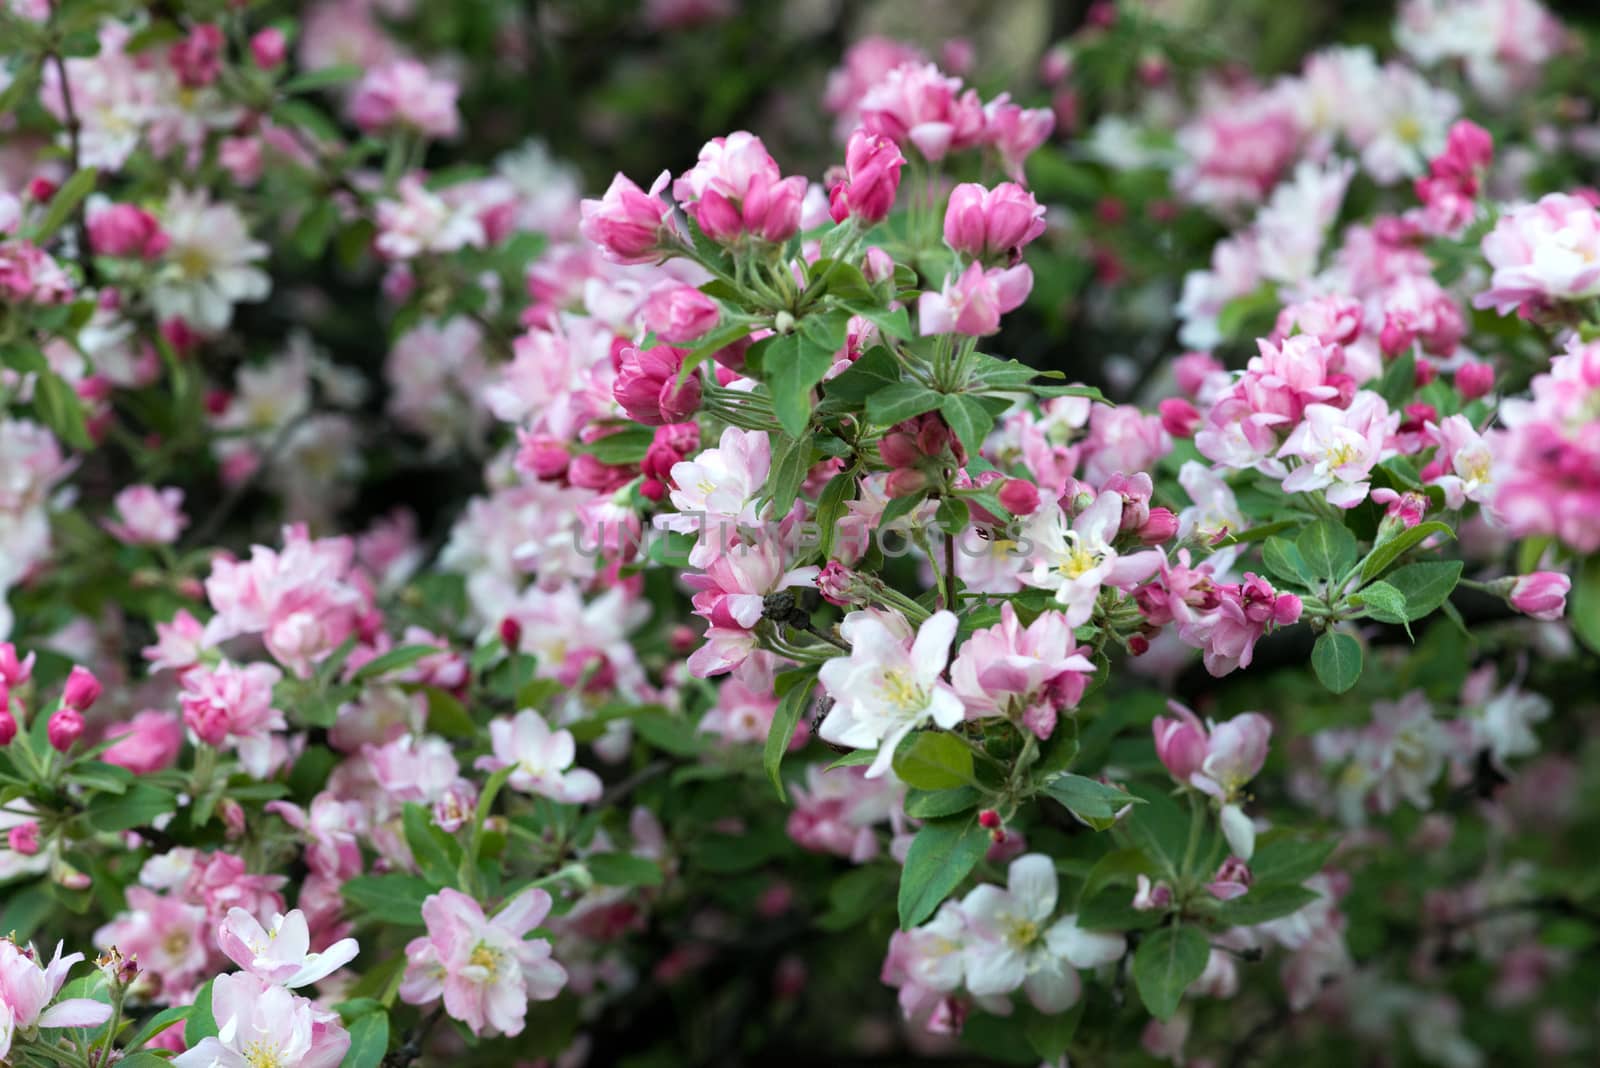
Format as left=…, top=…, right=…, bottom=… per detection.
left=1041, top=773, right=1141, bottom=824
left=1311, top=631, right=1362, bottom=693
left=1358, top=521, right=1455, bottom=583
left=633, top=712, right=702, bottom=756
left=352, top=644, right=439, bottom=683
left=878, top=489, right=926, bottom=528
left=422, top=686, right=476, bottom=738
left=1352, top=580, right=1408, bottom=626
left=940, top=393, right=995, bottom=457
left=1132, top=925, right=1208, bottom=1020
left=1574, top=553, right=1600, bottom=656
left=815, top=865, right=893, bottom=932
left=1377, top=349, right=1415, bottom=406
left=33, top=167, right=97, bottom=241
left=821, top=345, right=898, bottom=406
left=764, top=674, right=816, bottom=799
left=813, top=469, right=858, bottom=560
left=1024, top=997, right=1087, bottom=1061
left=32, top=365, right=93, bottom=451
left=903, top=786, right=982, bottom=820
left=340, top=1009, right=390, bottom=1068
left=1120, top=785, right=1191, bottom=881
left=341, top=874, right=436, bottom=925
left=186, top=980, right=218, bottom=1042
left=866, top=382, right=943, bottom=426
left=283, top=63, right=363, bottom=94
left=766, top=432, right=812, bottom=516
left=586, top=853, right=665, bottom=887
left=402, top=803, right=462, bottom=887
left=1217, top=885, right=1319, bottom=925
left=898, top=813, right=989, bottom=929
left=767, top=333, right=834, bottom=437
left=84, top=783, right=175, bottom=832
left=1296, top=520, right=1357, bottom=581
left=1382, top=560, right=1463, bottom=621
left=1260, top=536, right=1311, bottom=587
left=1249, top=831, right=1336, bottom=886
left=892, top=731, right=976, bottom=790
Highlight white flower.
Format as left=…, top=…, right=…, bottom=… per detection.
left=217, top=907, right=360, bottom=988
left=960, top=854, right=1126, bottom=1013
left=476, top=708, right=602, bottom=803
left=151, top=187, right=270, bottom=332
left=1025, top=493, right=1163, bottom=627
left=817, top=610, right=965, bottom=778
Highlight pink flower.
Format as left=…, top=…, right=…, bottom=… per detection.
left=349, top=59, right=461, bottom=139
left=102, top=710, right=185, bottom=773
left=1156, top=703, right=1272, bottom=806
left=684, top=539, right=818, bottom=676
left=61, top=665, right=101, bottom=711
left=399, top=887, right=568, bottom=1038
left=0, top=239, right=75, bottom=304
left=675, top=132, right=806, bottom=245
left=87, top=203, right=168, bottom=259
left=0, top=941, right=113, bottom=1050
left=1024, top=492, right=1165, bottom=628
left=787, top=764, right=903, bottom=863
left=824, top=37, right=927, bottom=139
left=0, top=644, right=34, bottom=687
left=250, top=27, right=287, bottom=69
left=641, top=282, right=720, bottom=344
left=375, top=177, right=486, bottom=260
left=950, top=604, right=1095, bottom=739
left=171, top=971, right=349, bottom=1068
left=1277, top=391, right=1398, bottom=508
left=579, top=171, right=676, bottom=264
left=859, top=62, right=986, bottom=162
left=1490, top=340, right=1600, bottom=552
left=364, top=733, right=464, bottom=806
left=217, top=907, right=359, bottom=987
left=1207, top=856, right=1253, bottom=901
left=179, top=661, right=286, bottom=778
left=169, top=23, right=224, bottom=88
left=828, top=128, right=904, bottom=226
left=613, top=344, right=702, bottom=425
left=983, top=95, right=1055, bottom=182
left=1080, top=404, right=1172, bottom=486
left=917, top=261, right=1033, bottom=336
left=476, top=709, right=603, bottom=803
left=942, top=182, right=1046, bottom=261
left=103, top=484, right=187, bottom=545
left=1152, top=702, right=1209, bottom=784
left=817, top=610, right=965, bottom=778
left=1509, top=572, right=1570, bottom=621
left=1455, top=360, right=1495, bottom=399
left=1475, top=193, right=1600, bottom=315
left=143, top=610, right=208, bottom=674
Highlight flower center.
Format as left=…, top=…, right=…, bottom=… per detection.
left=244, top=1039, right=285, bottom=1068
left=879, top=668, right=928, bottom=714
left=1058, top=543, right=1100, bottom=579
left=469, top=942, right=501, bottom=979
left=1324, top=441, right=1359, bottom=469
left=1001, top=913, right=1041, bottom=950
left=176, top=244, right=215, bottom=280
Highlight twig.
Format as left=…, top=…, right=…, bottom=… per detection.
left=382, top=1007, right=443, bottom=1068
left=183, top=411, right=312, bottom=547
left=45, top=42, right=96, bottom=286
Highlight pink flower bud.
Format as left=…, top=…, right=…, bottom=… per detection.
left=169, top=24, right=225, bottom=89
left=48, top=707, right=84, bottom=752
left=1152, top=701, right=1207, bottom=784
left=1455, top=360, right=1494, bottom=399
left=0, top=708, right=15, bottom=746
left=250, top=27, right=287, bottom=69
left=642, top=282, right=720, bottom=344
left=102, top=710, right=185, bottom=774
left=87, top=204, right=168, bottom=259
left=1158, top=396, right=1200, bottom=438
left=884, top=468, right=929, bottom=498
left=614, top=345, right=702, bottom=426
left=1132, top=874, right=1171, bottom=911
left=219, top=798, right=247, bottom=839
left=1138, top=507, right=1179, bottom=545
left=861, top=246, right=895, bottom=284
left=0, top=643, right=33, bottom=686
left=942, top=182, right=1046, bottom=260
left=1173, top=351, right=1224, bottom=396
left=1207, top=856, right=1252, bottom=901
left=997, top=478, right=1040, bottom=516
left=7, top=822, right=39, bottom=856
left=828, top=129, right=904, bottom=226
left=580, top=171, right=675, bottom=264
left=1509, top=572, right=1570, bottom=621
left=62, top=666, right=101, bottom=712
left=516, top=431, right=570, bottom=481
left=499, top=616, right=523, bottom=650
left=817, top=561, right=859, bottom=607
left=977, top=809, right=1001, bottom=829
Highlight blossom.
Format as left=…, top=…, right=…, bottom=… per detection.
left=87, top=202, right=168, bottom=258
left=984, top=95, right=1055, bottom=182
left=151, top=187, right=270, bottom=333
left=179, top=661, right=286, bottom=778
left=349, top=59, right=461, bottom=138
left=399, top=888, right=568, bottom=1037
left=673, top=132, right=807, bottom=245
left=858, top=62, right=986, bottom=161
left=960, top=854, right=1125, bottom=1012
left=172, top=971, right=349, bottom=1068
left=1508, top=572, right=1569, bottom=621
left=1024, top=492, right=1164, bottom=628
left=950, top=604, right=1095, bottom=739
left=103, top=484, right=187, bottom=545
left=1277, top=391, right=1399, bottom=507
left=0, top=941, right=113, bottom=1059
left=816, top=610, right=965, bottom=778
left=1490, top=339, right=1600, bottom=551
left=217, top=907, right=359, bottom=987
left=1474, top=193, right=1600, bottom=315
left=787, top=764, right=904, bottom=863
left=654, top=427, right=771, bottom=549
left=828, top=128, right=904, bottom=225
left=375, top=176, right=487, bottom=260
left=579, top=171, right=676, bottom=264
left=943, top=182, right=1047, bottom=261
left=917, top=261, right=1033, bottom=336
left=641, top=282, right=721, bottom=344
left=613, top=344, right=702, bottom=426
left=102, top=710, right=185, bottom=773
left=476, top=709, right=603, bottom=803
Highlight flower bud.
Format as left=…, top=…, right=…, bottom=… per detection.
left=1152, top=701, right=1207, bottom=784
left=828, top=129, right=904, bottom=226
left=499, top=616, right=523, bottom=651
left=250, top=27, right=287, bottom=69
left=516, top=431, right=570, bottom=481
left=614, top=345, right=701, bottom=426
left=1158, top=396, right=1200, bottom=438
left=579, top=171, right=675, bottom=265
left=87, top=204, right=168, bottom=259
left=0, top=707, right=16, bottom=746
left=1455, top=360, right=1494, bottom=400
left=1132, top=874, right=1172, bottom=911
left=883, top=468, right=930, bottom=498
left=1509, top=572, right=1570, bottom=621
left=62, top=666, right=101, bottom=712
left=48, top=708, right=85, bottom=752
left=862, top=246, right=895, bottom=285
left=1138, top=507, right=1179, bottom=545
left=8, top=822, right=39, bottom=856
left=1207, top=856, right=1252, bottom=901
left=943, top=182, right=1046, bottom=261
left=642, top=282, right=720, bottom=344
left=997, top=478, right=1040, bottom=517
